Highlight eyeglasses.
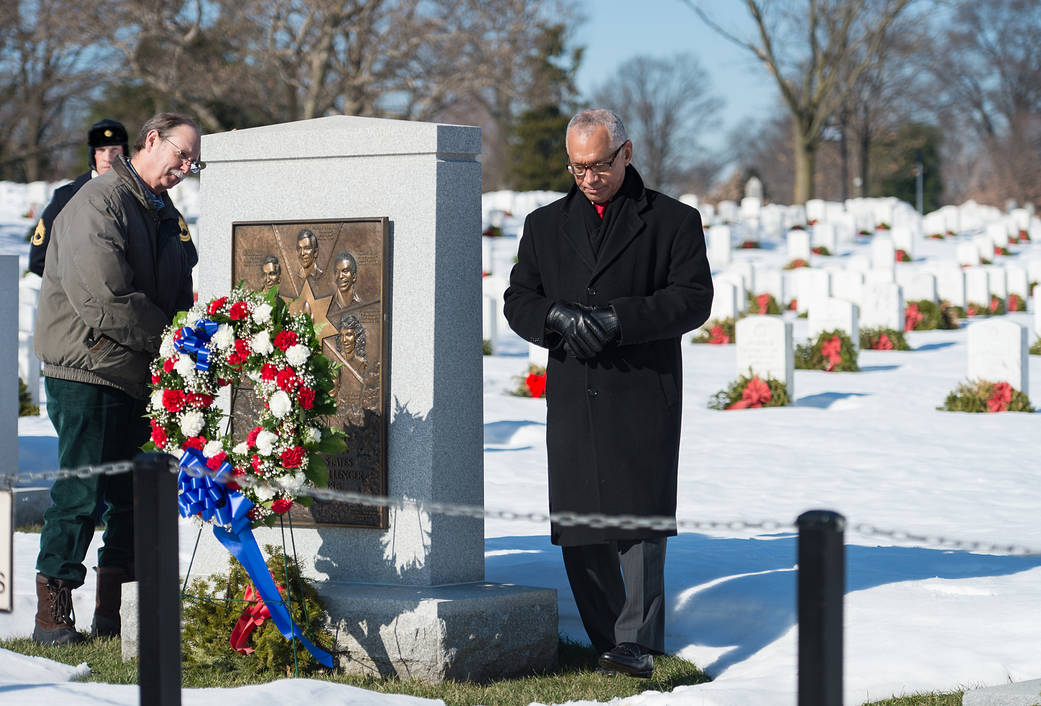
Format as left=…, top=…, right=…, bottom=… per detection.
left=163, top=136, right=206, bottom=174
left=566, top=142, right=626, bottom=178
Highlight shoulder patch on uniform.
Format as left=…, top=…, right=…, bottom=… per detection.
left=31, top=219, right=45, bottom=246
left=178, top=216, right=191, bottom=242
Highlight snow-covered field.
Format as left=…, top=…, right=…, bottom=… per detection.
left=2, top=181, right=1040, bottom=705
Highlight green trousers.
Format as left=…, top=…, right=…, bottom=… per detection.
left=36, top=377, right=148, bottom=586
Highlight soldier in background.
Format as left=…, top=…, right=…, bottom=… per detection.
left=28, top=119, right=130, bottom=276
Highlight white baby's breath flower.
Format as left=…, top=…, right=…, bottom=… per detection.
left=174, top=354, right=196, bottom=379
left=285, top=344, right=310, bottom=367
left=233, top=441, right=248, bottom=455
left=252, top=303, right=273, bottom=325
left=256, top=430, right=277, bottom=456
left=212, top=323, right=235, bottom=351
left=203, top=439, right=223, bottom=458
left=180, top=410, right=204, bottom=437
left=268, top=390, right=292, bottom=418
left=251, top=329, right=274, bottom=356
left=159, top=336, right=176, bottom=359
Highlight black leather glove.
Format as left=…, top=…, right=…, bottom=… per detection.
left=582, top=305, right=620, bottom=345
left=545, top=301, right=607, bottom=359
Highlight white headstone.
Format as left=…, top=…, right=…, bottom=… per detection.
left=735, top=315, right=794, bottom=397
left=707, top=224, right=732, bottom=269
left=957, top=242, right=981, bottom=267
left=860, top=282, right=904, bottom=331
left=1006, top=265, right=1029, bottom=299
left=891, top=225, right=914, bottom=259
left=786, top=229, right=812, bottom=262
left=1010, top=208, right=1030, bottom=232
left=728, top=262, right=756, bottom=298
left=1027, top=259, right=1041, bottom=289
left=986, top=221, right=1009, bottom=248
left=830, top=269, right=864, bottom=306
left=18, top=277, right=40, bottom=404
left=846, top=254, right=870, bottom=273
left=934, top=266, right=967, bottom=308
left=974, top=233, right=995, bottom=260
left=984, top=266, right=1007, bottom=300
left=968, top=320, right=1028, bottom=393
left=812, top=222, right=837, bottom=252
left=756, top=268, right=788, bottom=307
left=964, top=267, right=990, bottom=306
left=710, top=279, right=739, bottom=321
left=809, top=298, right=860, bottom=352
left=1034, top=290, right=1041, bottom=336
left=902, top=272, right=938, bottom=304
left=864, top=268, right=895, bottom=285
left=871, top=237, right=896, bottom=271
left=716, top=272, right=748, bottom=313
left=792, top=268, right=831, bottom=313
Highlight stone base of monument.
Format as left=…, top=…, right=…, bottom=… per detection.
left=120, top=580, right=558, bottom=682
left=961, top=678, right=1041, bottom=706
left=12, top=487, right=51, bottom=526
left=322, top=582, right=558, bottom=681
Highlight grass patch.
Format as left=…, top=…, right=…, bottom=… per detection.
left=862, top=690, right=963, bottom=705
left=0, top=635, right=709, bottom=704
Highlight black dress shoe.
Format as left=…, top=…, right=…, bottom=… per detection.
left=598, top=642, right=653, bottom=678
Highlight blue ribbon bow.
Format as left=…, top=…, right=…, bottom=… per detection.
left=174, top=319, right=220, bottom=371
left=176, top=448, right=333, bottom=668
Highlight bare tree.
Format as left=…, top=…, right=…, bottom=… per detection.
left=682, top=0, right=917, bottom=204
left=591, top=53, right=723, bottom=195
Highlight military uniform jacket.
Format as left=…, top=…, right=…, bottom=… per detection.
left=503, top=166, right=713, bottom=545
left=28, top=172, right=92, bottom=276
left=34, top=155, right=197, bottom=399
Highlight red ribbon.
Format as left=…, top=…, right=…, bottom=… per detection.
left=525, top=372, right=546, bottom=398
left=904, top=303, right=923, bottom=331
left=820, top=336, right=842, bottom=371
left=229, top=578, right=285, bottom=654
left=728, top=376, right=772, bottom=409
left=987, top=382, right=1012, bottom=413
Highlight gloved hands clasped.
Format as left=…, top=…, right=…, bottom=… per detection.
left=545, top=302, right=620, bottom=359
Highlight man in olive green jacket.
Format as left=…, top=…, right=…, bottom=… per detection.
left=32, top=112, right=201, bottom=645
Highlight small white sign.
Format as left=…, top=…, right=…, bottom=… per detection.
left=0, top=489, right=11, bottom=612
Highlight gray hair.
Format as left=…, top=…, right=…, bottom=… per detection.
left=133, top=112, right=200, bottom=154
left=567, top=109, right=627, bottom=149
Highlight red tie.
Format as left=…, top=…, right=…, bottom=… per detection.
left=594, top=202, right=607, bottom=219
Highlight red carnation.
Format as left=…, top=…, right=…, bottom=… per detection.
left=280, top=445, right=306, bottom=469
left=205, top=451, right=228, bottom=470
left=273, top=330, right=298, bottom=351
left=229, top=301, right=249, bottom=320
left=207, top=296, right=228, bottom=315
left=260, top=363, right=278, bottom=381
left=251, top=454, right=263, bottom=472
left=182, top=436, right=206, bottom=450
left=187, top=392, right=213, bottom=408
left=297, top=386, right=316, bottom=409
left=162, top=388, right=186, bottom=412
left=246, top=426, right=263, bottom=447
left=150, top=424, right=167, bottom=447
left=271, top=497, right=293, bottom=514
left=276, top=367, right=300, bottom=393
left=151, top=374, right=160, bottom=384
left=163, top=357, right=176, bottom=373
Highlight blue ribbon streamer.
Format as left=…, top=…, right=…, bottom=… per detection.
left=176, top=449, right=333, bottom=668
left=174, top=319, right=220, bottom=371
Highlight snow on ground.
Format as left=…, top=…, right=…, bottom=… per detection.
left=2, top=185, right=1040, bottom=705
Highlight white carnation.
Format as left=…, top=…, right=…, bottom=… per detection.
left=203, top=439, right=223, bottom=458
left=150, top=389, right=164, bottom=411
left=254, top=484, right=275, bottom=502
left=233, top=441, right=248, bottom=455
left=252, top=303, right=273, bottom=325
left=174, top=354, right=196, bottom=379
left=285, top=344, right=310, bottom=367
left=251, top=329, right=274, bottom=356
left=159, top=336, right=176, bottom=359
left=268, top=390, right=292, bottom=418
left=180, top=410, right=204, bottom=437
left=303, top=426, right=322, bottom=445
left=255, top=430, right=277, bottom=456
left=212, top=323, right=235, bottom=351
left=277, top=472, right=306, bottom=492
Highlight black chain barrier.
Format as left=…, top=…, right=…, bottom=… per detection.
left=5, top=458, right=1040, bottom=556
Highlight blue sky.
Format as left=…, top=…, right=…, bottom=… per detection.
left=573, top=0, right=778, bottom=152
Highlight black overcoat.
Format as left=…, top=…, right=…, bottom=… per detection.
left=503, top=166, right=713, bottom=545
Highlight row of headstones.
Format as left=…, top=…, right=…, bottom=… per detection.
left=709, top=263, right=1041, bottom=332
left=731, top=315, right=1030, bottom=403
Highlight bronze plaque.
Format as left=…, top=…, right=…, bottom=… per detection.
left=231, top=218, right=390, bottom=528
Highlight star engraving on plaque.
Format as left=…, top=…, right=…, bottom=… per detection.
left=288, top=278, right=334, bottom=339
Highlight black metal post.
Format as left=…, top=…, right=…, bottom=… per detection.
left=134, top=452, right=181, bottom=706
left=797, top=510, right=845, bottom=706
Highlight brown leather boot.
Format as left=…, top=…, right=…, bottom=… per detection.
left=91, top=565, right=133, bottom=638
left=33, top=573, right=85, bottom=645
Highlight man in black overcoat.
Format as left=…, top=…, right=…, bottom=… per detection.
left=503, top=109, right=713, bottom=678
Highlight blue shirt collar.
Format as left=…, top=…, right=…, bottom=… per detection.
left=125, top=159, right=166, bottom=211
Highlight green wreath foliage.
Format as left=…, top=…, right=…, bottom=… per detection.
left=691, top=317, right=736, bottom=344
left=747, top=292, right=782, bottom=315
left=940, top=379, right=1033, bottom=413
left=708, top=372, right=789, bottom=410
left=909, top=299, right=960, bottom=330
left=860, top=327, right=911, bottom=351
left=794, top=330, right=859, bottom=372
left=510, top=363, right=547, bottom=398
left=181, top=545, right=333, bottom=675
left=1030, top=337, right=1041, bottom=356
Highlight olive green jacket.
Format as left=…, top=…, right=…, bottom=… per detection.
left=35, top=156, right=197, bottom=399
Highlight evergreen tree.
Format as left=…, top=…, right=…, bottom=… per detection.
left=876, top=122, right=943, bottom=213
left=508, top=105, right=573, bottom=192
